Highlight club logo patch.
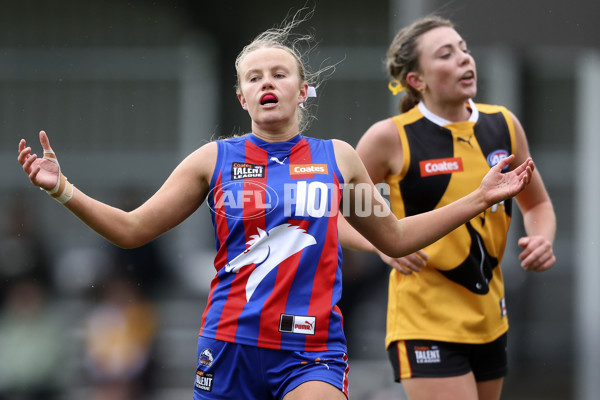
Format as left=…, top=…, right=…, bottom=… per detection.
left=198, top=348, right=214, bottom=367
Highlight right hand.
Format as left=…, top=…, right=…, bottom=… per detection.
left=17, top=130, right=60, bottom=191
left=518, top=236, right=556, bottom=272
left=479, top=155, right=534, bottom=206
left=376, top=249, right=428, bottom=275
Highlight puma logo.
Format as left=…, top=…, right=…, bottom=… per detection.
left=270, top=156, right=287, bottom=165
left=457, top=136, right=473, bottom=148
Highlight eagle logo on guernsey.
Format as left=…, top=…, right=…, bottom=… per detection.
left=224, top=223, right=317, bottom=301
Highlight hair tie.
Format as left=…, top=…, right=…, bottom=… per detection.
left=300, top=86, right=317, bottom=108
left=388, top=79, right=405, bottom=96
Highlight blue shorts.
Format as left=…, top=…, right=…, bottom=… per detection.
left=388, top=333, right=508, bottom=382
left=193, top=336, right=350, bottom=399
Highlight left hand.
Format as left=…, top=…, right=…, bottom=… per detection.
left=518, top=236, right=556, bottom=272
left=480, top=155, right=534, bottom=206
left=18, top=131, right=61, bottom=191
left=376, top=249, right=428, bottom=275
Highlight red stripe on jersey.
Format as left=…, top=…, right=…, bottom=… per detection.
left=289, top=138, right=314, bottom=179
left=199, top=274, right=220, bottom=337
left=242, top=140, right=268, bottom=223
left=200, top=172, right=229, bottom=336
left=214, top=140, right=269, bottom=341
left=214, top=267, right=253, bottom=342
left=256, top=219, right=310, bottom=349
left=212, top=172, right=230, bottom=271
left=305, top=174, right=342, bottom=349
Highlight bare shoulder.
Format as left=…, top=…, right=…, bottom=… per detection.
left=189, top=140, right=218, bottom=157
left=332, top=139, right=363, bottom=183
left=332, top=139, right=359, bottom=165
left=357, top=118, right=403, bottom=177
left=507, top=109, right=524, bottom=130
left=357, top=118, right=401, bottom=157
left=331, top=138, right=355, bottom=152
left=178, top=141, right=218, bottom=182
left=359, top=119, right=399, bottom=147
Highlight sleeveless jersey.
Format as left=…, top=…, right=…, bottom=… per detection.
left=199, top=133, right=346, bottom=352
left=385, top=101, right=516, bottom=347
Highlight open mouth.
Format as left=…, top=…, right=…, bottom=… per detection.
left=461, top=71, right=474, bottom=81
left=260, top=94, right=278, bottom=105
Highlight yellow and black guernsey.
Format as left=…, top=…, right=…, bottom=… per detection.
left=385, top=100, right=516, bottom=348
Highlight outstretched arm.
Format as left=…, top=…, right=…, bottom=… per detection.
left=334, top=140, right=534, bottom=258
left=344, top=119, right=427, bottom=274
left=18, top=130, right=216, bottom=248
left=338, top=213, right=428, bottom=274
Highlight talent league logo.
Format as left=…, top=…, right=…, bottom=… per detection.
left=413, top=345, right=441, bottom=364
left=231, top=162, right=265, bottom=180
left=195, top=370, right=214, bottom=392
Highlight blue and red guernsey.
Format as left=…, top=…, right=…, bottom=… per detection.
left=200, top=134, right=346, bottom=352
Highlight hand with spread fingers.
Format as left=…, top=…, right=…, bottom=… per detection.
left=18, top=131, right=74, bottom=204
left=478, top=155, right=534, bottom=205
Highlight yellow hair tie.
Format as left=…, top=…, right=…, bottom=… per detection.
left=388, top=79, right=405, bottom=96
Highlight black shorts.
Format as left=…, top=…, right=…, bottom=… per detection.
left=387, top=333, right=508, bottom=382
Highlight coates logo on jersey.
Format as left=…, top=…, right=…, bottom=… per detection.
left=420, top=157, right=463, bottom=177
left=289, top=164, right=328, bottom=177
left=487, top=149, right=510, bottom=171
left=208, top=180, right=279, bottom=220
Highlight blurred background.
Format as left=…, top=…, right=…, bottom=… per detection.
left=1, top=0, right=598, bottom=399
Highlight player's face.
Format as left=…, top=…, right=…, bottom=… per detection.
left=414, top=26, right=477, bottom=105
left=237, top=47, right=307, bottom=133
